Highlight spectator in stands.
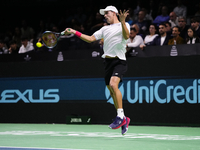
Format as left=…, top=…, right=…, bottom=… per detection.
left=156, top=0, right=165, bottom=16
left=133, top=0, right=142, bottom=18
left=52, top=26, right=59, bottom=33
left=178, top=16, right=189, bottom=40
left=85, top=14, right=95, bottom=32
left=153, top=6, right=170, bottom=26
left=173, top=0, right=187, bottom=17
left=147, top=0, right=157, bottom=20
left=140, top=23, right=171, bottom=50
left=169, top=12, right=179, bottom=28
left=148, top=23, right=171, bottom=46
left=190, top=17, right=200, bottom=38
left=126, top=25, right=144, bottom=51
left=194, top=2, right=200, bottom=17
left=36, top=20, right=46, bottom=41
left=4, top=28, right=13, bottom=47
left=45, top=17, right=55, bottom=31
left=89, top=12, right=104, bottom=33
left=8, top=40, right=19, bottom=54
left=142, top=24, right=158, bottom=45
left=126, top=8, right=134, bottom=25
left=70, top=7, right=87, bottom=33
left=186, top=27, right=200, bottom=44
left=131, top=24, right=140, bottom=35
left=18, top=36, right=34, bottom=53
left=21, top=20, right=35, bottom=42
left=0, top=40, right=8, bottom=54
left=141, top=8, right=153, bottom=22
left=12, top=27, right=21, bottom=48
left=164, top=22, right=172, bottom=36
left=74, top=7, right=87, bottom=25
left=132, top=10, right=149, bottom=37
left=168, top=26, right=185, bottom=45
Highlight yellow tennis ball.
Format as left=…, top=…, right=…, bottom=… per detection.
left=36, top=42, right=42, bottom=48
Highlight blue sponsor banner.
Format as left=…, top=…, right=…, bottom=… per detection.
left=0, top=77, right=105, bottom=103
left=0, top=77, right=200, bottom=104
left=123, top=78, right=200, bottom=104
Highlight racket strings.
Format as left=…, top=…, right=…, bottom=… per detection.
left=42, top=33, right=58, bottom=48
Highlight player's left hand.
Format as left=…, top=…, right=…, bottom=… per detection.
left=118, top=10, right=129, bottom=22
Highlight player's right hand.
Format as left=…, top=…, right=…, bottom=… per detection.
left=64, top=28, right=76, bottom=35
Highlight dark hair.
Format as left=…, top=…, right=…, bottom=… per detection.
left=186, top=27, right=200, bottom=43
left=191, top=17, right=200, bottom=23
left=149, top=23, right=157, bottom=29
left=159, top=23, right=166, bottom=27
left=9, top=40, right=17, bottom=45
left=149, top=23, right=158, bottom=34
left=187, top=27, right=198, bottom=37
left=164, top=21, right=171, bottom=27
left=21, top=36, right=28, bottom=41
left=130, top=27, right=137, bottom=32
left=172, top=26, right=181, bottom=32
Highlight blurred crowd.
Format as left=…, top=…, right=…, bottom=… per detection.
left=0, top=0, right=200, bottom=54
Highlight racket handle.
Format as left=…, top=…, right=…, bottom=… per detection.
left=61, top=31, right=65, bottom=35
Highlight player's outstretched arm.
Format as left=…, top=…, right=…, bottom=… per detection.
left=64, top=28, right=96, bottom=43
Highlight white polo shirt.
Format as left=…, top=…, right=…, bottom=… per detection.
left=93, top=22, right=130, bottom=60
left=18, top=41, right=34, bottom=53
left=127, top=35, right=144, bottom=47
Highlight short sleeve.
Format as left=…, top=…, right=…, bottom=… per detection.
left=93, top=28, right=103, bottom=40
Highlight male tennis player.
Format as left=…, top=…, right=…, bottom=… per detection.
left=64, top=5, right=130, bottom=135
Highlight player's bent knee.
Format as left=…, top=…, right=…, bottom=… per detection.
left=109, top=82, right=118, bottom=92
left=109, top=76, right=120, bottom=92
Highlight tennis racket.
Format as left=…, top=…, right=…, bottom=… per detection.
left=41, top=31, right=65, bottom=48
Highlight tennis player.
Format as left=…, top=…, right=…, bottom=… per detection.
left=64, top=5, right=130, bottom=135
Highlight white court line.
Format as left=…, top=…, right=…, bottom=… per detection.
left=0, top=131, right=200, bottom=140
left=0, top=146, right=90, bottom=150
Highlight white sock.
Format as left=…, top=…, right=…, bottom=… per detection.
left=117, top=108, right=124, bottom=119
